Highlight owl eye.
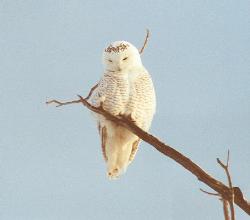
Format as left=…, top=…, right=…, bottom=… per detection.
left=108, top=59, right=113, bottom=63
left=122, top=57, right=128, bottom=61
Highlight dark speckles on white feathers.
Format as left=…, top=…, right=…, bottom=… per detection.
left=91, top=70, right=155, bottom=131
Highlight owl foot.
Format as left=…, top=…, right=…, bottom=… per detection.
left=127, top=113, right=136, bottom=123
left=118, top=113, right=136, bottom=124
left=97, top=94, right=106, bottom=110
left=107, top=168, right=120, bottom=180
left=98, top=101, right=104, bottom=110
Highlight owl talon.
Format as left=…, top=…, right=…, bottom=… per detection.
left=117, top=112, right=124, bottom=118
left=119, top=113, right=136, bottom=124
left=99, top=101, right=104, bottom=110
left=107, top=168, right=120, bottom=179
left=127, top=114, right=136, bottom=123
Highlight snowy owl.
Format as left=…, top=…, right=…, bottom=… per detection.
left=90, top=41, right=156, bottom=179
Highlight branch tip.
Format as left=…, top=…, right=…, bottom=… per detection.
left=217, top=151, right=235, bottom=220
left=139, top=29, right=150, bottom=54
left=227, top=150, right=230, bottom=167
left=200, top=188, right=220, bottom=197
left=77, top=94, right=83, bottom=99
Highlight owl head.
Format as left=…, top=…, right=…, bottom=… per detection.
left=102, top=41, right=142, bottom=73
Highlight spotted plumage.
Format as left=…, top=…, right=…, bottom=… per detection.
left=90, top=41, right=156, bottom=179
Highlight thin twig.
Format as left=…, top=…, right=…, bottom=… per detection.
left=46, top=83, right=98, bottom=107
left=46, top=99, right=81, bottom=107
left=200, top=188, right=231, bottom=219
left=85, top=83, right=99, bottom=100
left=200, top=188, right=220, bottom=196
left=217, top=151, right=235, bottom=220
left=139, top=29, right=150, bottom=54
left=226, top=150, right=230, bottom=167
left=46, top=91, right=250, bottom=216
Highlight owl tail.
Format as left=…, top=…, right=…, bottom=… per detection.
left=104, top=123, right=139, bottom=180
left=106, top=141, right=133, bottom=180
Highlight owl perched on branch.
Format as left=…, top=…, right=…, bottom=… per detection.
left=90, top=41, right=156, bottom=179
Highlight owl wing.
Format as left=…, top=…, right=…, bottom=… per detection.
left=128, top=138, right=140, bottom=163
left=127, top=71, right=156, bottom=162
left=90, top=74, right=121, bottom=162
left=98, top=122, right=108, bottom=162
left=130, top=71, right=156, bottom=130
left=90, top=74, right=122, bottom=115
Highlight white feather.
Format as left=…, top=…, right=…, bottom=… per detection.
left=90, top=41, right=156, bottom=179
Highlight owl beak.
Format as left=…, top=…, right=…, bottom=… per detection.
left=117, top=65, right=121, bottom=71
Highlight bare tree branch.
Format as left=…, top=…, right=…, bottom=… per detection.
left=220, top=198, right=230, bottom=220
left=139, top=29, right=150, bottom=54
left=200, top=151, right=235, bottom=220
left=46, top=94, right=250, bottom=216
left=200, top=188, right=231, bottom=220
left=217, top=151, right=235, bottom=220
left=46, top=83, right=98, bottom=107
left=46, top=99, right=81, bottom=107
left=85, top=83, right=99, bottom=100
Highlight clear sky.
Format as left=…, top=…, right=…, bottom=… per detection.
left=0, top=0, right=250, bottom=219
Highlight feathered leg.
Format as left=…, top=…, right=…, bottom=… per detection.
left=106, top=124, right=138, bottom=179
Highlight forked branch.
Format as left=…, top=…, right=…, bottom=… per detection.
left=46, top=92, right=250, bottom=216
left=200, top=151, right=235, bottom=220
left=46, top=99, right=81, bottom=107
left=217, top=151, right=235, bottom=220
left=200, top=188, right=231, bottom=220
left=46, top=83, right=98, bottom=107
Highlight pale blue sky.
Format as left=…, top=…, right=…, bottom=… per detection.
left=0, top=1, right=250, bottom=219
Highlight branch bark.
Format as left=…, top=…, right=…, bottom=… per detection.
left=46, top=95, right=250, bottom=216
left=221, top=199, right=230, bottom=220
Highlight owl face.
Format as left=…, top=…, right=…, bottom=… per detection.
left=102, top=41, right=142, bottom=72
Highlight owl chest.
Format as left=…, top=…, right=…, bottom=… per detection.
left=102, top=74, right=140, bottom=116
left=115, top=79, right=133, bottom=105
left=108, top=75, right=136, bottom=106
